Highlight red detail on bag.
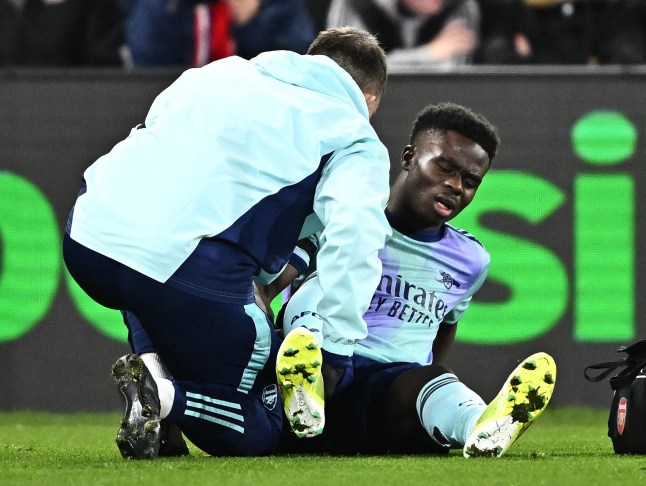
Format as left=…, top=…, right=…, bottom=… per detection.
left=617, top=397, right=628, bottom=435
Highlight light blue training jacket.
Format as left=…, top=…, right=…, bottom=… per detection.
left=70, top=50, right=392, bottom=356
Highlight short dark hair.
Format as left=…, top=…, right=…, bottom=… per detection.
left=410, top=102, right=500, bottom=164
left=308, top=27, right=388, bottom=98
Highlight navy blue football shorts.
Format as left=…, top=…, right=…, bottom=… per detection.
left=63, top=231, right=283, bottom=456
left=277, top=355, right=446, bottom=455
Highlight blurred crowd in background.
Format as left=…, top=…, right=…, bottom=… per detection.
left=1, top=0, right=646, bottom=69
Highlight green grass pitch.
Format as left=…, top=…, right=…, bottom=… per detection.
left=1, top=408, right=645, bottom=485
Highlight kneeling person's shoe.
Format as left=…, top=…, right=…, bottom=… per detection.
left=112, top=354, right=161, bottom=459
left=463, top=352, right=556, bottom=458
left=276, top=327, right=324, bottom=438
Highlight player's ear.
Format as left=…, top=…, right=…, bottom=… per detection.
left=401, top=145, right=414, bottom=171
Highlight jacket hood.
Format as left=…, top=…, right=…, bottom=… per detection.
left=251, top=50, right=369, bottom=118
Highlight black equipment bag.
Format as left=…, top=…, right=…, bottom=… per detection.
left=584, top=340, right=646, bottom=454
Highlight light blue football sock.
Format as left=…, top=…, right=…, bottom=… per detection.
left=416, top=373, right=487, bottom=448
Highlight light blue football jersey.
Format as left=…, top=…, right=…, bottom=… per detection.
left=357, top=223, right=489, bottom=364
left=283, top=217, right=489, bottom=364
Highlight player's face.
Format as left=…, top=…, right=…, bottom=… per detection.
left=393, top=129, right=489, bottom=231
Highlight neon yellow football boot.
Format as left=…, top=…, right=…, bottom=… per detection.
left=463, top=352, right=556, bottom=458
left=276, top=327, right=325, bottom=438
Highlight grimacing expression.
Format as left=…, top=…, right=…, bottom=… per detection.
left=399, top=129, right=490, bottom=230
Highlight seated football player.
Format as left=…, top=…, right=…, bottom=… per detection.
left=267, top=102, right=557, bottom=457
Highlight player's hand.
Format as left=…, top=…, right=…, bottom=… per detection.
left=253, top=282, right=275, bottom=321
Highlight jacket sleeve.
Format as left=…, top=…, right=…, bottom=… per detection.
left=312, top=139, right=392, bottom=356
